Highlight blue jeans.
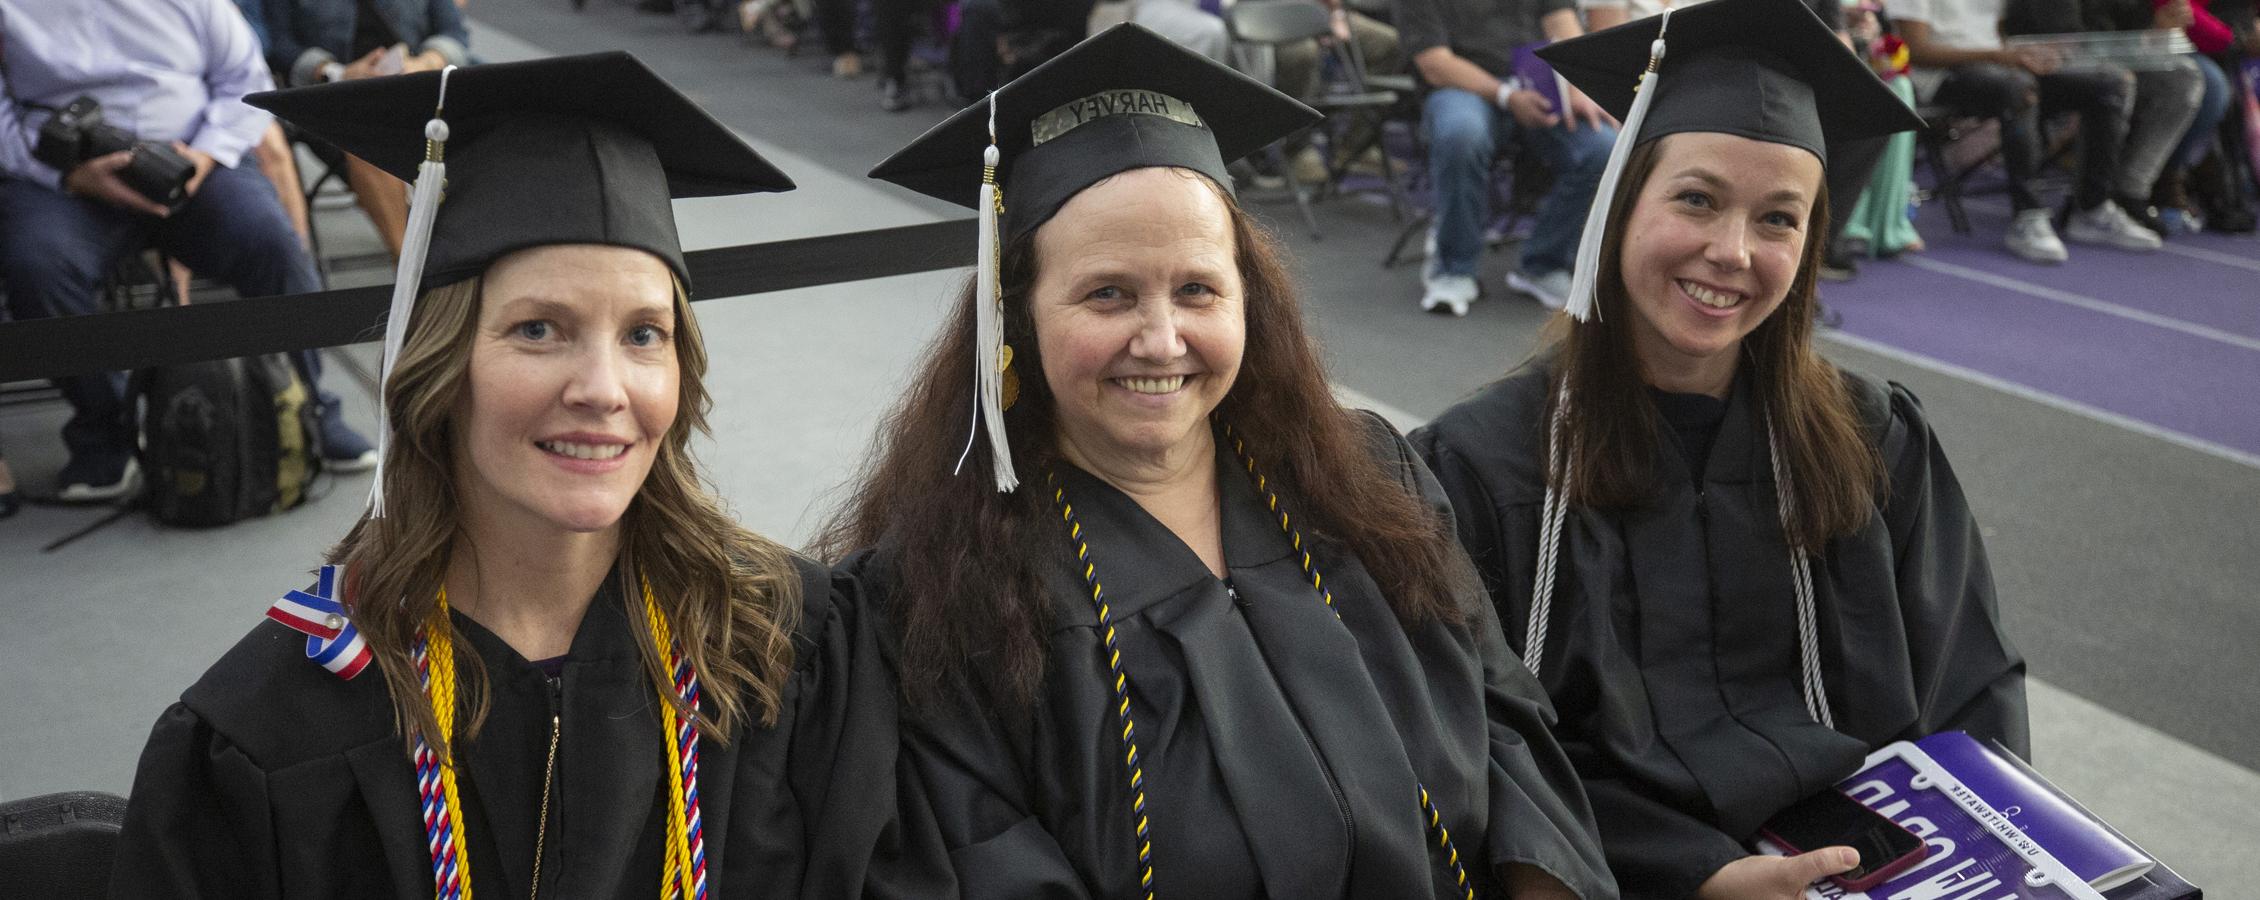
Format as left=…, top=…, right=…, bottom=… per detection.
left=0, top=165, right=334, bottom=465
left=2176, top=54, right=2232, bottom=170
left=1422, top=87, right=1616, bottom=278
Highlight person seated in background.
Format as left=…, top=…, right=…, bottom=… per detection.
left=1272, top=0, right=1405, bottom=183
left=0, top=0, right=376, bottom=503
left=1889, top=0, right=2163, bottom=263
left=256, top=0, right=472, bottom=258
left=950, top=0, right=1098, bottom=98
left=2002, top=0, right=2203, bottom=239
left=1398, top=0, right=1618, bottom=316
left=2147, top=0, right=2256, bottom=232
left=1839, top=1, right=1930, bottom=259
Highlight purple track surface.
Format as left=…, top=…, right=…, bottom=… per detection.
left=1821, top=199, right=2260, bottom=459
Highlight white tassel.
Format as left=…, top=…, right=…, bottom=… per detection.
left=369, top=65, right=456, bottom=517
left=1564, top=11, right=1672, bottom=323
left=951, top=93, right=1018, bottom=492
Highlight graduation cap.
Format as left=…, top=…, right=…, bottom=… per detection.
left=1533, top=0, right=1926, bottom=321
left=867, top=24, right=1320, bottom=492
left=244, top=52, right=795, bottom=514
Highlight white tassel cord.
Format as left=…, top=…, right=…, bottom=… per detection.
left=951, top=93, right=1018, bottom=492
left=1563, top=10, right=1672, bottom=323
left=1767, top=415, right=1835, bottom=729
left=369, top=65, right=456, bottom=517
left=1525, top=388, right=1572, bottom=678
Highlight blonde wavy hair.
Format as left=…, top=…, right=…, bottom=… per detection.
left=327, top=274, right=803, bottom=756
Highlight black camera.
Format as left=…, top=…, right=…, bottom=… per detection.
left=31, top=96, right=196, bottom=212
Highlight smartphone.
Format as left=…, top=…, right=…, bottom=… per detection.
left=1759, top=789, right=1929, bottom=892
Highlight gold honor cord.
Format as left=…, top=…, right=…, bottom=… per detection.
left=413, top=583, right=706, bottom=899
left=1045, top=427, right=1476, bottom=900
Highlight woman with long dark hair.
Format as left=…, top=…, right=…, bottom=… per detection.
left=1412, top=2, right=2028, bottom=897
left=826, top=24, right=1614, bottom=900
left=109, top=54, right=898, bottom=899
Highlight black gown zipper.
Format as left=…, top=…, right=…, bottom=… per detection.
left=529, top=676, right=563, bottom=900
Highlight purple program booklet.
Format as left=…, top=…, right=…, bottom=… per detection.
left=1913, top=733, right=2154, bottom=892
left=1511, top=42, right=1569, bottom=115
left=1756, top=733, right=2164, bottom=900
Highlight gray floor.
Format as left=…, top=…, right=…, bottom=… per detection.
left=2, top=0, right=2254, bottom=888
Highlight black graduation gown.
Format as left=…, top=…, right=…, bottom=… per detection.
left=852, top=419, right=1617, bottom=900
left=107, top=556, right=900, bottom=900
left=1409, top=364, right=2028, bottom=900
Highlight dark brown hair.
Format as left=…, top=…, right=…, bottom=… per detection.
left=328, top=274, right=803, bottom=758
left=1547, top=136, right=1884, bottom=549
left=818, top=173, right=1465, bottom=712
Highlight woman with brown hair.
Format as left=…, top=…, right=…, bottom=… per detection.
left=831, top=24, right=1613, bottom=900
left=109, top=54, right=899, bottom=899
left=1411, top=2, right=2028, bottom=897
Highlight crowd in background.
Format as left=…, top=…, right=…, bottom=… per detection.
left=2, top=0, right=2258, bottom=515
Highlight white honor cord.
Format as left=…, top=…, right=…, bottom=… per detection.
left=1767, top=414, right=1835, bottom=728
left=1526, top=393, right=1835, bottom=728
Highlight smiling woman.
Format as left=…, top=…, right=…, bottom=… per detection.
left=107, top=54, right=907, bottom=900
left=828, top=23, right=1616, bottom=900
left=1411, top=1, right=2028, bottom=897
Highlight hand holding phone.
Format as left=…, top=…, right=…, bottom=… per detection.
left=1758, top=788, right=1929, bottom=892
left=1697, top=850, right=1862, bottom=900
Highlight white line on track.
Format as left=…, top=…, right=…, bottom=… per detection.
left=1816, top=331, right=2260, bottom=471
left=1897, top=254, right=2260, bottom=354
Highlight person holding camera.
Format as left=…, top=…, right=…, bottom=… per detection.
left=256, top=0, right=471, bottom=257
left=0, top=0, right=376, bottom=503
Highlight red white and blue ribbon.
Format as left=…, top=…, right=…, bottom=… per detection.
left=266, top=565, right=372, bottom=680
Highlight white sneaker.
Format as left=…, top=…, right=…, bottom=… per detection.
left=2004, top=209, right=2069, bottom=264
left=2063, top=200, right=2163, bottom=252
left=1506, top=268, right=1571, bottom=310
left=1421, top=273, right=1478, bottom=317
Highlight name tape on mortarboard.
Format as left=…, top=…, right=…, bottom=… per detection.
left=1031, top=90, right=1205, bottom=146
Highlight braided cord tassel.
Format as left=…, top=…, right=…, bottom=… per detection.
left=1048, top=472, right=1157, bottom=900
left=1219, top=427, right=1475, bottom=900
left=1764, top=417, right=1835, bottom=730
left=413, top=594, right=472, bottom=900
left=645, top=585, right=709, bottom=900
left=1224, top=426, right=1336, bottom=617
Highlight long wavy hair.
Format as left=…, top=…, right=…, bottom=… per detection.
left=328, top=274, right=803, bottom=758
left=1547, top=136, right=1884, bottom=549
left=817, top=172, right=1465, bottom=713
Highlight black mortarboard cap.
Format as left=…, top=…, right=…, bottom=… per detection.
left=246, top=51, right=793, bottom=293
left=867, top=23, right=1321, bottom=240
left=1537, top=0, right=1925, bottom=165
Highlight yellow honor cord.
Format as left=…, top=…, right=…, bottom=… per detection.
left=420, top=584, right=695, bottom=899
left=644, top=583, right=695, bottom=900
left=429, top=588, right=475, bottom=900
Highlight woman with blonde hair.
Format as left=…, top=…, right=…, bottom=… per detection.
left=110, top=54, right=899, bottom=899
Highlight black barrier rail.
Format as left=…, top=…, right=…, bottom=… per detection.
left=0, top=219, right=977, bottom=383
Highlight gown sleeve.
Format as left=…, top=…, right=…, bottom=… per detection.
left=1878, top=383, right=2029, bottom=758
left=107, top=704, right=281, bottom=900
left=1386, top=413, right=1618, bottom=900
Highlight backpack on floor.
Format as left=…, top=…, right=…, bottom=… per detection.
left=134, top=354, right=319, bottom=527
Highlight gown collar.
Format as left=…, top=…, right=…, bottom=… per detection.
left=1050, top=430, right=1300, bottom=624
